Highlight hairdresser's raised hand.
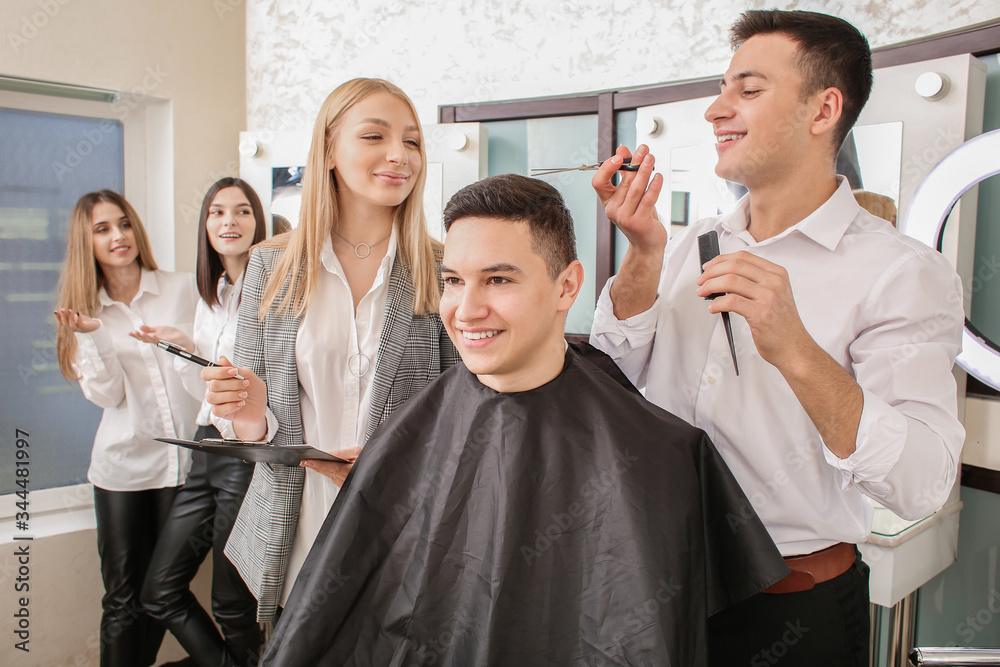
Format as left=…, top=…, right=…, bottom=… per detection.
left=301, top=446, right=363, bottom=487
left=591, top=144, right=667, bottom=256
left=594, top=146, right=668, bottom=319
left=54, top=308, right=100, bottom=334
left=203, top=355, right=268, bottom=441
left=128, top=324, right=194, bottom=352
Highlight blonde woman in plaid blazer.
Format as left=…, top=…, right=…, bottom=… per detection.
left=204, top=79, right=459, bottom=623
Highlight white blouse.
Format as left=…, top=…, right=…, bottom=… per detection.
left=175, top=272, right=245, bottom=426
left=279, top=231, right=396, bottom=606
left=74, top=269, right=201, bottom=491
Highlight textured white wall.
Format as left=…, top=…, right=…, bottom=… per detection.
left=247, top=0, right=1000, bottom=131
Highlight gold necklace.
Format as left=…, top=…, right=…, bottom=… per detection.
left=332, top=228, right=391, bottom=259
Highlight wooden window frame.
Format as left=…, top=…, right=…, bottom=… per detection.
left=439, top=19, right=1000, bottom=305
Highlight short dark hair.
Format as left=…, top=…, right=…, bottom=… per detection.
left=196, top=177, right=267, bottom=307
left=443, top=174, right=577, bottom=279
left=731, top=9, right=873, bottom=151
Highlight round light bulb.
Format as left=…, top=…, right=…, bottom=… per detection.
left=448, top=132, right=469, bottom=152
left=238, top=138, right=260, bottom=158
left=915, top=72, right=949, bottom=101
left=643, top=117, right=664, bottom=137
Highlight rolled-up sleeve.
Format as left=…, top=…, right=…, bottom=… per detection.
left=825, top=250, right=965, bottom=520
left=213, top=408, right=279, bottom=443
left=589, top=277, right=661, bottom=389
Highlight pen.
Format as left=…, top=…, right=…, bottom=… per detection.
left=155, top=340, right=245, bottom=380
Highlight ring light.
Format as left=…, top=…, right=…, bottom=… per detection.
left=902, top=128, right=1000, bottom=391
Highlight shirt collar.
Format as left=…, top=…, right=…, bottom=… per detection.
left=218, top=269, right=245, bottom=299
left=98, top=267, right=158, bottom=306
left=720, top=176, right=859, bottom=251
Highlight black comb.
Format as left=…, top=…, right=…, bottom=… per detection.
left=697, top=230, right=739, bottom=376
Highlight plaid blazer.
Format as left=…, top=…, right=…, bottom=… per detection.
left=223, top=244, right=459, bottom=622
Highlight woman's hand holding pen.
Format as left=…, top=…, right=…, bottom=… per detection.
left=127, top=324, right=194, bottom=352
left=54, top=308, right=100, bottom=333
left=202, top=356, right=268, bottom=441
left=301, top=446, right=362, bottom=487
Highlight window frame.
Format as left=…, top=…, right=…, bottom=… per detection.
left=438, top=18, right=1000, bottom=306
left=0, top=84, right=173, bottom=517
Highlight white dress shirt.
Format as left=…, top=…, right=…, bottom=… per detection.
left=591, top=178, right=965, bottom=556
left=176, top=272, right=244, bottom=426
left=74, top=269, right=201, bottom=491
left=280, top=231, right=396, bottom=605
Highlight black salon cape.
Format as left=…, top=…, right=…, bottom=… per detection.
left=263, top=344, right=787, bottom=667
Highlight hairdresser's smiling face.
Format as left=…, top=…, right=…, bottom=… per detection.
left=91, top=201, right=138, bottom=271
left=327, top=92, right=423, bottom=212
left=704, top=33, right=815, bottom=189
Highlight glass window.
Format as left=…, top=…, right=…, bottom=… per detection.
left=614, top=109, right=637, bottom=273
left=484, top=115, right=599, bottom=334
left=0, top=107, right=124, bottom=493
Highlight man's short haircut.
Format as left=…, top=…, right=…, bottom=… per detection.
left=731, top=9, right=873, bottom=152
left=443, top=174, right=578, bottom=279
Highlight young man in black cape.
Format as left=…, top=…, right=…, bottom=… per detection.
left=261, top=174, right=788, bottom=666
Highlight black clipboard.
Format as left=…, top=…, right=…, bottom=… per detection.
left=156, top=438, right=350, bottom=466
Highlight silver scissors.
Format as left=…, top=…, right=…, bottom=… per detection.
left=530, top=157, right=642, bottom=177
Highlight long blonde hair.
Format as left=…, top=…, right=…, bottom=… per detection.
left=259, top=78, right=441, bottom=318
left=56, top=190, right=158, bottom=380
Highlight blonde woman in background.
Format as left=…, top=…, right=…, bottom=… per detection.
left=55, top=189, right=199, bottom=667
left=203, top=78, right=460, bottom=623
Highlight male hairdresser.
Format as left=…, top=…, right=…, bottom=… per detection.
left=591, top=10, right=965, bottom=665
left=260, top=175, right=787, bottom=666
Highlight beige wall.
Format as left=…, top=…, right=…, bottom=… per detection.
left=0, top=0, right=247, bottom=272
left=0, top=1, right=244, bottom=664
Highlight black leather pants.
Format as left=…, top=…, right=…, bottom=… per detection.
left=93, top=484, right=178, bottom=667
left=141, top=425, right=261, bottom=667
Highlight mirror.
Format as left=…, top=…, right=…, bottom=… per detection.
left=666, top=121, right=904, bottom=237
left=271, top=166, right=303, bottom=232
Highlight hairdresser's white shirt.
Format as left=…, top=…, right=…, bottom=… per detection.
left=280, top=231, right=396, bottom=605
left=591, top=178, right=966, bottom=556
left=175, top=272, right=244, bottom=426
left=74, top=269, right=200, bottom=491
